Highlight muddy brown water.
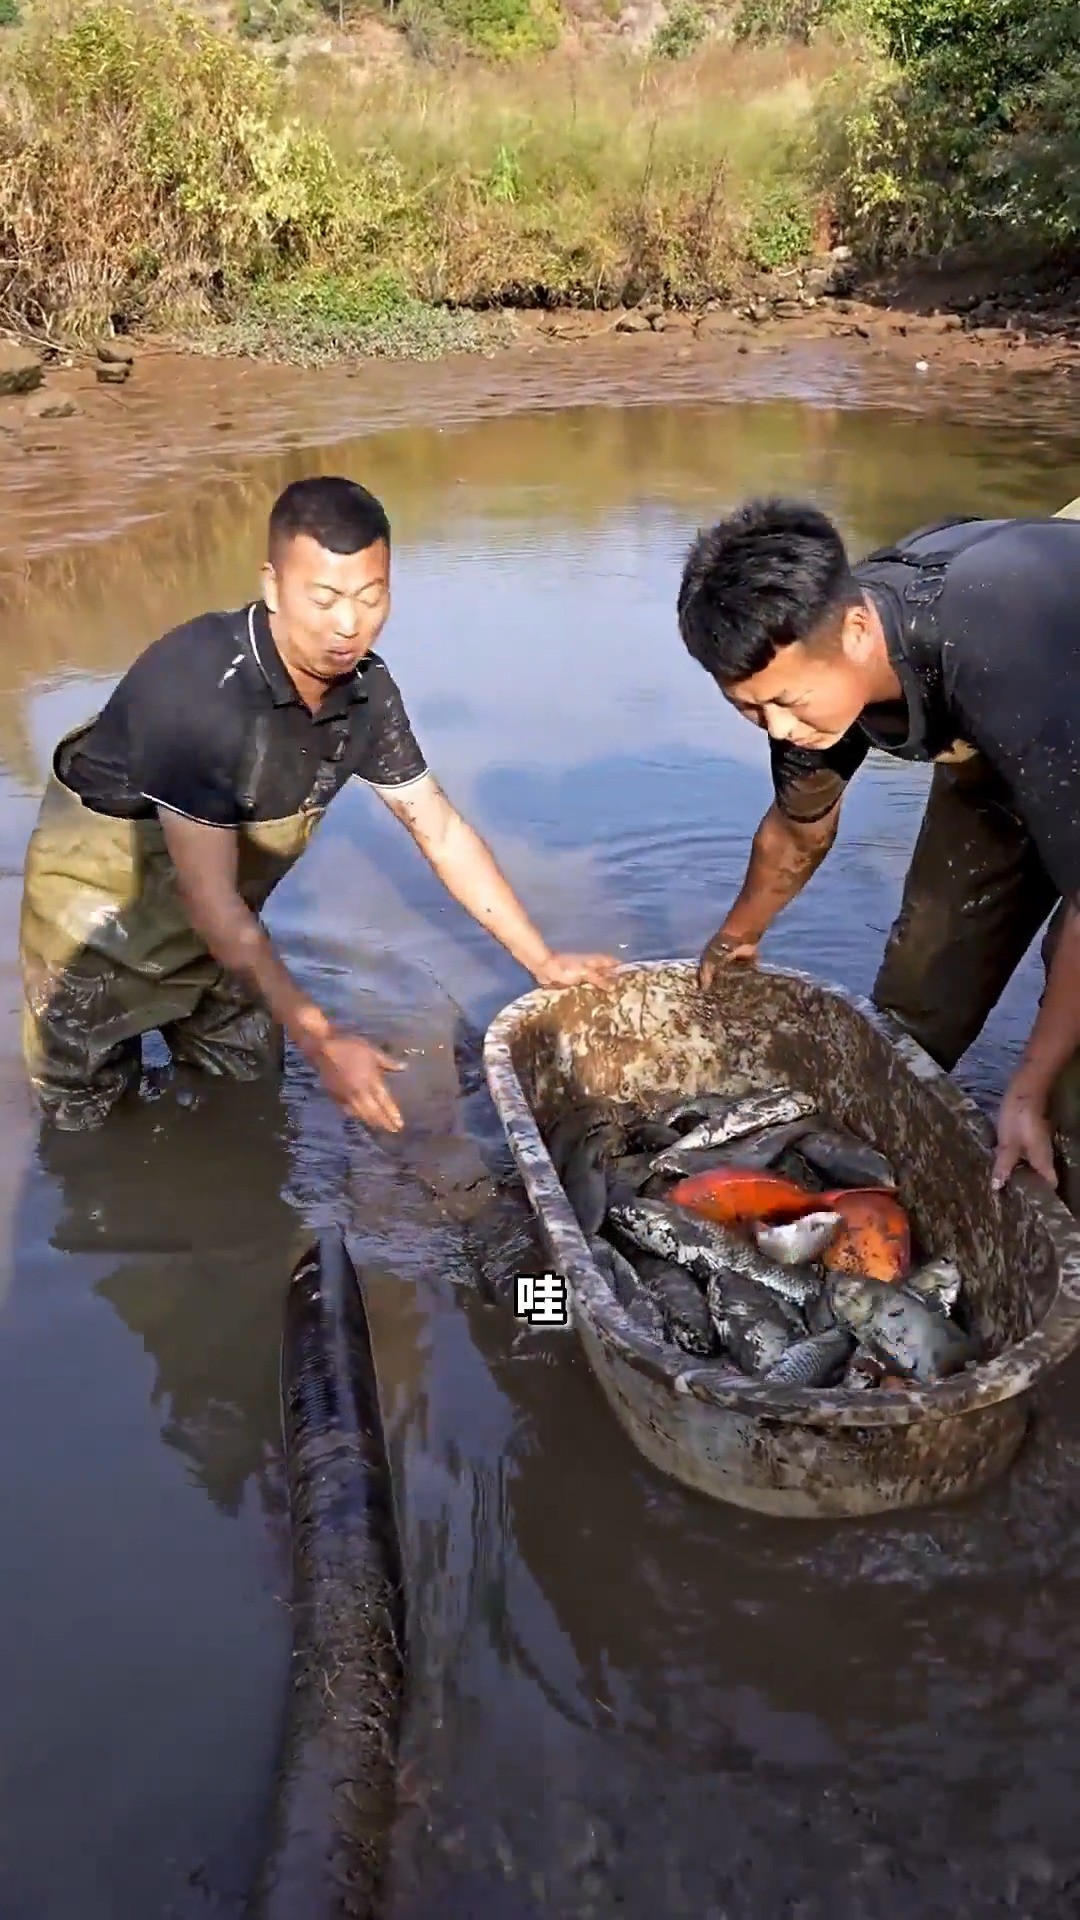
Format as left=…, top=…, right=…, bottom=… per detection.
left=4, top=348, right=1080, bottom=1918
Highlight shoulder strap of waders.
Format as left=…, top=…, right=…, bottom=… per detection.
left=858, top=514, right=1069, bottom=613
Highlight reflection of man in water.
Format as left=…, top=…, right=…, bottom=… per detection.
left=676, top=496, right=1080, bottom=1211
left=19, top=475, right=616, bottom=1133
left=38, top=1076, right=305, bottom=1515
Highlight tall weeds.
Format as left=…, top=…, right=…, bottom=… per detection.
left=0, top=0, right=838, bottom=341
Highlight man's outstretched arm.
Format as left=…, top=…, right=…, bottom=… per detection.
left=994, top=900, right=1080, bottom=1191
left=373, top=773, right=617, bottom=988
left=699, top=798, right=842, bottom=988
left=158, top=810, right=408, bottom=1130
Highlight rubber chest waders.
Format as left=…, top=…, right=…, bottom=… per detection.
left=19, top=719, right=328, bottom=1129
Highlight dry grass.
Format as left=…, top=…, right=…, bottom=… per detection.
left=0, top=0, right=850, bottom=345
left=296, top=38, right=841, bottom=304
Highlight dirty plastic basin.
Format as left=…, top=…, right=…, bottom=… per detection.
left=482, top=959, right=1080, bottom=1518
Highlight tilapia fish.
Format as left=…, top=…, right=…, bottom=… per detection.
left=590, top=1237, right=666, bottom=1340
left=624, top=1119, right=683, bottom=1154
left=650, top=1090, right=818, bottom=1168
left=763, top=1327, right=855, bottom=1388
left=796, top=1125, right=896, bottom=1191
left=828, top=1273, right=980, bottom=1383
left=562, top=1123, right=622, bottom=1237
left=902, top=1256, right=963, bottom=1314
left=770, top=1147, right=832, bottom=1194
left=755, top=1212, right=842, bottom=1266
left=705, top=1273, right=799, bottom=1375
left=607, top=1198, right=822, bottom=1314
left=544, top=1102, right=609, bottom=1179
left=603, top=1151, right=659, bottom=1209
left=634, top=1254, right=715, bottom=1356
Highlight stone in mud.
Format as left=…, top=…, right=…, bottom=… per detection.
left=23, top=393, right=79, bottom=420
left=0, top=342, right=43, bottom=396
left=95, top=362, right=131, bottom=384
left=695, top=310, right=736, bottom=336
left=804, top=262, right=857, bottom=299
left=96, top=339, right=135, bottom=365
left=615, top=310, right=652, bottom=334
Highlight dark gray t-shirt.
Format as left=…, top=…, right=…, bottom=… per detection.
left=60, top=599, right=429, bottom=825
left=769, top=516, right=1080, bottom=900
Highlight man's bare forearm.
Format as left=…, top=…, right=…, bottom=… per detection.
left=719, top=801, right=839, bottom=945
left=412, top=811, right=553, bottom=976
left=176, top=884, right=333, bottom=1056
left=1013, top=902, right=1080, bottom=1099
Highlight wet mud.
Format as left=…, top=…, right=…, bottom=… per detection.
left=2, top=356, right=1080, bottom=1918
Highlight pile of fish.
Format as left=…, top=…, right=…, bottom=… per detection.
left=543, top=1086, right=983, bottom=1391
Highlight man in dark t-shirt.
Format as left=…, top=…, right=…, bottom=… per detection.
left=19, top=474, right=616, bottom=1131
left=675, top=494, right=1080, bottom=1211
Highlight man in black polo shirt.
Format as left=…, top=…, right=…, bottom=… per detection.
left=19, top=474, right=616, bottom=1132
left=674, top=495, right=1080, bottom=1211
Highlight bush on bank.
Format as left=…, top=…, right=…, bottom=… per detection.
left=819, top=0, right=1080, bottom=259
left=0, top=0, right=1077, bottom=351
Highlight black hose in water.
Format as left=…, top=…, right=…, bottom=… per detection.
left=247, top=1230, right=407, bottom=1920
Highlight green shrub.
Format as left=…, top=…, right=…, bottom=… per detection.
left=205, top=267, right=509, bottom=359
left=651, top=1, right=708, bottom=57
left=826, top=0, right=1080, bottom=256
left=745, top=180, right=815, bottom=264
left=438, top=0, right=561, bottom=58
left=0, top=1, right=365, bottom=332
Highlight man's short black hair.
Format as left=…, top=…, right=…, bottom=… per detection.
left=268, top=476, right=391, bottom=563
left=676, top=496, right=860, bottom=684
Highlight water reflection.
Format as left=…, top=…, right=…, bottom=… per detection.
left=2, top=384, right=1080, bottom=1917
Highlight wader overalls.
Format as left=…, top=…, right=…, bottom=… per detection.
left=855, top=517, right=1080, bottom=1212
left=19, top=719, right=326, bottom=1130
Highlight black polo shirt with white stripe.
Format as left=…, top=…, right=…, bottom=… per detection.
left=58, top=599, right=429, bottom=824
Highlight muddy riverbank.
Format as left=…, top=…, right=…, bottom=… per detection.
left=2, top=294, right=1080, bottom=571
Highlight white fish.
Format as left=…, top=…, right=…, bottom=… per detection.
left=754, top=1211, right=842, bottom=1266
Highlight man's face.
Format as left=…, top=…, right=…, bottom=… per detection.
left=263, top=533, right=391, bottom=682
left=719, top=606, right=873, bottom=751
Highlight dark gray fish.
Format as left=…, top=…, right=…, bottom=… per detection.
left=902, top=1256, right=963, bottom=1315
left=650, top=1089, right=818, bottom=1169
left=844, top=1348, right=885, bottom=1390
left=796, top=1125, right=896, bottom=1191
left=544, top=1104, right=604, bottom=1180
left=625, top=1119, right=683, bottom=1153
left=606, top=1198, right=822, bottom=1313
left=705, top=1272, right=800, bottom=1375
left=562, top=1129, right=616, bottom=1237
left=634, top=1253, right=716, bottom=1356
left=605, top=1196, right=720, bottom=1265
left=770, top=1146, right=831, bottom=1194
left=589, top=1237, right=667, bottom=1340
left=763, top=1326, right=855, bottom=1388
left=755, top=1211, right=842, bottom=1266
left=828, top=1273, right=981, bottom=1383
left=604, top=1151, right=658, bottom=1207
left=647, top=1119, right=813, bottom=1181
left=678, top=1214, right=823, bottom=1314
left=805, top=1285, right=838, bottom=1335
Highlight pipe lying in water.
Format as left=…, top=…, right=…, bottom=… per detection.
left=247, top=1230, right=407, bottom=1920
